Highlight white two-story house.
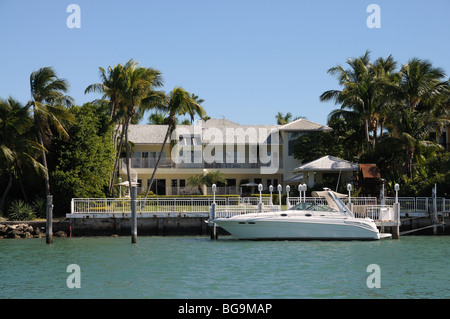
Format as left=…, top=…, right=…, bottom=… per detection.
left=120, top=117, right=331, bottom=195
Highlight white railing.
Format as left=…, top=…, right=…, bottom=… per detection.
left=71, top=196, right=450, bottom=217
left=385, top=197, right=450, bottom=213
left=71, top=197, right=241, bottom=214
left=355, top=205, right=395, bottom=221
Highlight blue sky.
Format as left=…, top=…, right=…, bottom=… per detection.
left=0, top=0, right=449, bottom=126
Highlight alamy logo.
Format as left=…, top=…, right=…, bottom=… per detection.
left=66, top=264, right=81, bottom=288
left=366, top=4, right=381, bottom=29
left=170, top=123, right=280, bottom=174
left=366, top=264, right=381, bottom=288
left=66, top=4, right=81, bottom=29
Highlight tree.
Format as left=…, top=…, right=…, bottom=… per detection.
left=28, top=67, right=74, bottom=197
left=386, top=58, right=450, bottom=178
left=86, top=60, right=163, bottom=195
left=85, top=64, right=125, bottom=121
left=187, top=170, right=226, bottom=195
left=50, top=102, right=115, bottom=215
left=291, top=131, right=342, bottom=163
left=0, top=97, right=44, bottom=211
left=320, top=51, right=393, bottom=152
left=144, top=87, right=206, bottom=198
left=275, top=112, right=292, bottom=125
left=386, top=108, right=447, bottom=179
left=120, top=60, right=163, bottom=193
left=85, top=63, right=127, bottom=194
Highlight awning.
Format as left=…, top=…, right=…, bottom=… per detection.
left=292, top=155, right=359, bottom=172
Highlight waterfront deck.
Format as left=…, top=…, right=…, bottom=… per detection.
left=67, top=196, right=450, bottom=237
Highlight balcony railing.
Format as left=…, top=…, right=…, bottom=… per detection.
left=122, top=158, right=281, bottom=169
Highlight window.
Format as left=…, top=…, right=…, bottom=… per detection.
left=147, top=179, right=166, bottom=195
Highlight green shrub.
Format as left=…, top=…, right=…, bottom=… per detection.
left=32, top=197, right=47, bottom=219
left=7, top=200, right=36, bottom=221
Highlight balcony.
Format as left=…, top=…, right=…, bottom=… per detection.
left=122, top=158, right=282, bottom=170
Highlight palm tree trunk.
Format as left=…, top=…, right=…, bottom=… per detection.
left=108, top=120, right=127, bottom=195
left=144, top=123, right=173, bottom=198
left=365, top=118, right=370, bottom=151
left=123, top=116, right=133, bottom=192
left=37, top=127, right=51, bottom=197
left=406, top=149, right=414, bottom=179
left=0, top=169, right=13, bottom=212
left=17, top=168, right=28, bottom=202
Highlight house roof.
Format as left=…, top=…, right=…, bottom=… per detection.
left=279, top=118, right=332, bottom=132
left=126, top=118, right=331, bottom=144
left=359, top=164, right=381, bottom=179
left=127, top=125, right=169, bottom=144
left=292, top=155, right=359, bottom=172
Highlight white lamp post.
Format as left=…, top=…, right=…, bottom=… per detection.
left=347, top=183, right=352, bottom=204
left=394, top=183, right=399, bottom=204
left=277, top=184, right=282, bottom=210
left=212, top=183, right=217, bottom=204
left=258, top=183, right=263, bottom=213
left=286, top=185, right=291, bottom=209
left=269, top=185, right=274, bottom=206
left=119, top=177, right=122, bottom=198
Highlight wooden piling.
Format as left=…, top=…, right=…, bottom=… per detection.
left=46, top=195, right=53, bottom=244
left=131, top=186, right=137, bottom=243
left=392, top=202, right=400, bottom=239
left=209, top=203, right=218, bottom=240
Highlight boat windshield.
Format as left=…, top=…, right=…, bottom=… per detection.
left=291, top=202, right=338, bottom=212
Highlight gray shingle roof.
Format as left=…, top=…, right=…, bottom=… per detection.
left=126, top=118, right=331, bottom=144
left=279, top=118, right=332, bottom=131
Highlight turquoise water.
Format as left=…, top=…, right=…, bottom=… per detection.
left=1, top=235, right=449, bottom=299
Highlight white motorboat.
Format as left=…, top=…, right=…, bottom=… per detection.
left=213, top=190, right=391, bottom=240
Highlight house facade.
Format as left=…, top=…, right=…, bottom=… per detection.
left=119, top=118, right=331, bottom=195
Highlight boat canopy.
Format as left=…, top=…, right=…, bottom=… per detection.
left=311, top=190, right=354, bottom=218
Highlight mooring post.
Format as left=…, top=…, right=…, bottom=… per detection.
left=210, top=203, right=218, bottom=240
left=210, top=184, right=218, bottom=240
left=392, top=202, right=400, bottom=239
left=432, top=184, right=438, bottom=235
left=46, top=195, right=53, bottom=244
left=131, top=186, right=137, bottom=243
left=392, top=183, right=400, bottom=239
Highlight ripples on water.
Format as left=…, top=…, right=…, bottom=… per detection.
left=1, top=236, right=449, bottom=299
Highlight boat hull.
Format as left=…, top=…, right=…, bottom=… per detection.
left=214, top=217, right=381, bottom=241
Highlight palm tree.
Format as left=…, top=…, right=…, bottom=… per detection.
left=385, top=58, right=450, bottom=178
left=396, top=58, right=448, bottom=112
left=320, top=51, right=380, bottom=152
left=86, top=60, right=163, bottom=195
left=147, top=111, right=169, bottom=124
left=144, top=87, right=206, bottom=198
left=86, top=62, right=129, bottom=194
left=28, top=67, right=74, bottom=196
left=0, top=97, right=45, bottom=211
left=385, top=108, right=447, bottom=179
left=187, top=170, right=226, bottom=195
left=120, top=60, right=163, bottom=191
left=85, top=64, right=125, bottom=121
left=321, top=51, right=397, bottom=151
left=275, top=112, right=292, bottom=125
